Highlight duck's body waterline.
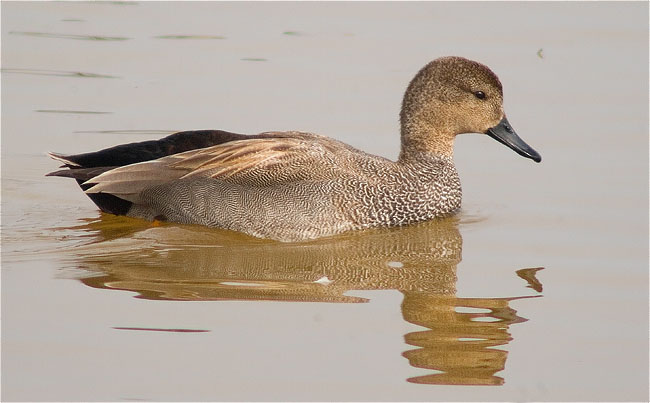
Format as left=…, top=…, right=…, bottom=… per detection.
left=47, top=56, right=541, bottom=241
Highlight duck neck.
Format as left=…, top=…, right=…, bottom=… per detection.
left=398, top=124, right=455, bottom=163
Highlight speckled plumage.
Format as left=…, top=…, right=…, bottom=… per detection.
left=48, top=56, right=541, bottom=242
left=124, top=140, right=461, bottom=241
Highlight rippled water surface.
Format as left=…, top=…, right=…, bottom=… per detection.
left=2, top=2, right=648, bottom=401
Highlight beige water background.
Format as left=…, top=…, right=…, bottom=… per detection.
left=2, top=1, right=648, bottom=401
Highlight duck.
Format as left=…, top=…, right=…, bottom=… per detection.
left=48, top=56, right=541, bottom=242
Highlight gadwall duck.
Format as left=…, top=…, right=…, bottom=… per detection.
left=48, top=56, right=541, bottom=241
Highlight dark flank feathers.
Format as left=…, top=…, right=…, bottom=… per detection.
left=49, top=130, right=250, bottom=169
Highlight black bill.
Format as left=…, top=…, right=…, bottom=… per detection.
left=486, top=117, right=541, bottom=163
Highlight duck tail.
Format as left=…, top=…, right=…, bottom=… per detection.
left=46, top=129, right=252, bottom=216
left=46, top=153, right=133, bottom=215
left=47, top=151, right=82, bottom=167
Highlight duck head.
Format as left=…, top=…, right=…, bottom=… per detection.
left=399, top=56, right=541, bottom=163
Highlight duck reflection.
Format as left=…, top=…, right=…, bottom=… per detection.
left=62, top=214, right=543, bottom=386
left=401, top=293, right=536, bottom=386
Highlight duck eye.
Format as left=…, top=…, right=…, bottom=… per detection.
left=474, top=91, right=486, bottom=100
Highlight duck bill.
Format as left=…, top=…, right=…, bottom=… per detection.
left=486, top=117, right=542, bottom=163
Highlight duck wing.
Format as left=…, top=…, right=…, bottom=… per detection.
left=83, top=132, right=360, bottom=203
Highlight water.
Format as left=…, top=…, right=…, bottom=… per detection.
left=2, top=2, right=648, bottom=401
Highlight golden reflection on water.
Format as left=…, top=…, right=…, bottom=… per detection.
left=59, top=214, right=543, bottom=386
left=401, top=293, right=536, bottom=386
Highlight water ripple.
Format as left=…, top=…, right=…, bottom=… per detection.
left=2, top=68, right=119, bottom=79
left=10, top=31, right=130, bottom=41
